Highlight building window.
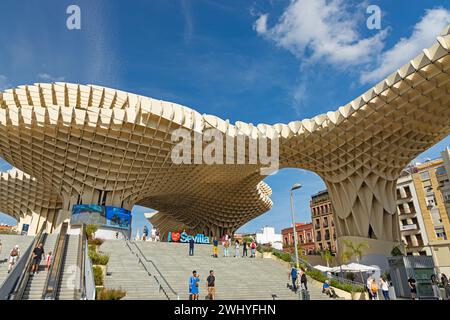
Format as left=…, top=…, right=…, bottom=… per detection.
left=416, top=234, right=423, bottom=246
left=421, top=172, right=430, bottom=181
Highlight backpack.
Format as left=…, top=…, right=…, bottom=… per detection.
left=10, top=248, right=18, bottom=257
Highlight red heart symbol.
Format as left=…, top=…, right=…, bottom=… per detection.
left=171, top=232, right=181, bottom=242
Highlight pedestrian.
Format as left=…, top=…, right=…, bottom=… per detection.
left=115, top=232, right=119, bottom=239
left=189, top=270, right=200, bottom=300
left=143, top=226, right=148, bottom=241
left=322, top=280, right=337, bottom=298
left=407, top=276, right=417, bottom=300
left=431, top=274, right=440, bottom=299
left=370, top=278, right=379, bottom=300
left=380, top=277, right=390, bottom=300
left=250, top=241, right=256, bottom=258
left=441, top=274, right=450, bottom=300
left=289, top=266, right=298, bottom=293
left=223, top=239, right=230, bottom=257
left=242, top=241, right=248, bottom=257
left=212, top=237, right=219, bottom=258
left=300, top=268, right=308, bottom=291
left=234, top=240, right=240, bottom=257
left=45, top=251, right=52, bottom=272
left=31, top=242, right=44, bottom=275
left=366, top=275, right=373, bottom=300
left=189, top=237, right=195, bottom=256
left=8, top=245, right=20, bottom=273
left=206, top=270, right=216, bottom=300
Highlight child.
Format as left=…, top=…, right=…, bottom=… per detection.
left=45, top=251, right=52, bottom=272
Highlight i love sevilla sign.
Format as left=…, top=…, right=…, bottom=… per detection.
left=168, top=231, right=210, bottom=244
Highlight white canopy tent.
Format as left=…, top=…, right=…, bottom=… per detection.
left=314, top=265, right=334, bottom=272
left=330, top=263, right=380, bottom=273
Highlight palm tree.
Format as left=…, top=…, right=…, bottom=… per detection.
left=342, top=240, right=369, bottom=263
left=320, top=248, right=333, bottom=268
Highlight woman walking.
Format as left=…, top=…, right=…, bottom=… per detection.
left=380, top=277, right=390, bottom=300
left=234, top=240, right=240, bottom=257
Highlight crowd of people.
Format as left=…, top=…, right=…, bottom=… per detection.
left=188, top=234, right=258, bottom=258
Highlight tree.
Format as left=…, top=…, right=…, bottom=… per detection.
left=391, top=246, right=404, bottom=256
left=86, top=224, right=98, bottom=240
left=320, top=248, right=333, bottom=268
left=342, top=240, right=369, bottom=263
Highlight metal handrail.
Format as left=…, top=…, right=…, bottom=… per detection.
left=42, top=222, right=69, bottom=300
left=125, top=240, right=179, bottom=300
left=77, top=224, right=87, bottom=300
left=10, top=222, right=48, bottom=300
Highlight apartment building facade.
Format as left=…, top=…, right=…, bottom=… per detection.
left=281, top=222, right=315, bottom=255
left=310, top=190, right=337, bottom=253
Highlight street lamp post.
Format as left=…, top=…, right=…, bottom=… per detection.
left=290, top=183, right=302, bottom=270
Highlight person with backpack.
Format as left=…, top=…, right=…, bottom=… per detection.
left=300, top=268, right=308, bottom=291
left=289, top=266, right=298, bottom=293
left=223, top=239, right=230, bottom=257
left=250, top=241, right=256, bottom=258
left=370, top=278, right=379, bottom=300
left=8, top=245, right=20, bottom=273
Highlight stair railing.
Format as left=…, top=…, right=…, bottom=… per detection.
left=0, top=222, right=48, bottom=300
left=124, top=240, right=179, bottom=300
left=76, top=224, right=90, bottom=300
left=42, top=222, right=69, bottom=300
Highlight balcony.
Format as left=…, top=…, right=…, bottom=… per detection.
left=325, top=234, right=330, bottom=241
left=400, top=224, right=418, bottom=231
left=323, top=222, right=329, bottom=228
left=316, top=236, right=322, bottom=242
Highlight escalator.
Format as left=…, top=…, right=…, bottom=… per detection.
left=0, top=223, right=95, bottom=300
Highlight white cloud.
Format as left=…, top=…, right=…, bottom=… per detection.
left=254, top=14, right=268, bottom=34
left=360, top=8, right=450, bottom=84
left=0, top=75, right=9, bottom=90
left=254, top=0, right=388, bottom=67
left=37, top=73, right=65, bottom=82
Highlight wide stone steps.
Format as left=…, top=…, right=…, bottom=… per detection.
left=99, top=240, right=329, bottom=300
left=100, top=241, right=167, bottom=300
left=0, top=235, right=35, bottom=286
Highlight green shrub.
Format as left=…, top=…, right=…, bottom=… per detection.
left=88, top=244, right=97, bottom=252
left=93, top=266, right=103, bottom=286
left=86, top=224, right=98, bottom=240
left=96, top=288, right=126, bottom=300
left=89, top=250, right=110, bottom=265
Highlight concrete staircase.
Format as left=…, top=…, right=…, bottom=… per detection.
left=0, top=235, right=34, bottom=286
left=56, top=235, right=81, bottom=300
left=102, top=240, right=330, bottom=300
left=134, top=241, right=324, bottom=300
left=100, top=240, right=168, bottom=300
left=22, top=234, right=58, bottom=300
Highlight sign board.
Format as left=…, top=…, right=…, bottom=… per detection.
left=21, top=224, right=29, bottom=235
left=71, top=205, right=132, bottom=231
left=167, top=231, right=210, bottom=244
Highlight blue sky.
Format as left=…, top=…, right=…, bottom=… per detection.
left=0, top=0, right=449, bottom=236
